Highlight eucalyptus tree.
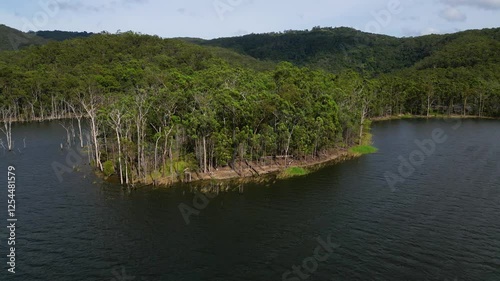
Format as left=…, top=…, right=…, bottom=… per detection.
left=66, top=99, right=85, bottom=148
left=108, top=101, right=127, bottom=185
left=80, top=87, right=103, bottom=171
left=132, top=90, right=152, bottom=180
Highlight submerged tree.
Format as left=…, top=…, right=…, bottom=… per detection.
left=0, top=107, right=14, bottom=151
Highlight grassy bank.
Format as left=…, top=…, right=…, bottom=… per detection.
left=349, top=145, right=378, bottom=155
left=277, top=167, right=310, bottom=179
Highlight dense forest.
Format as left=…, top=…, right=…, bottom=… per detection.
left=197, top=26, right=500, bottom=74
left=0, top=24, right=47, bottom=51
left=0, top=24, right=96, bottom=51
left=196, top=26, right=500, bottom=117
left=30, top=30, right=95, bottom=42
left=0, top=25, right=499, bottom=185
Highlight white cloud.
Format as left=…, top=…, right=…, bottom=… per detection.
left=439, top=6, right=467, bottom=22
left=1, top=0, right=499, bottom=39
left=56, top=0, right=148, bottom=13
left=440, top=0, right=500, bottom=10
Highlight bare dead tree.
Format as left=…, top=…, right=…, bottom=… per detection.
left=80, top=89, right=103, bottom=171
left=0, top=107, right=14, bottom=151
left=134, top=91, right=151, bottom=180
left=357, top=85, right=368, bottom=145
left=66, top=101, right=85, bottom=148
left=109, top=107, right=125, bottom=185
left=59, top=121, right=72, bottom=147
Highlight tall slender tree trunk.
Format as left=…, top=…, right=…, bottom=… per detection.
left=427, top=95, right=431, bottom=117
left=203, top=135, right=207, bottom=173
left=116, top=127, right=123, bottom=185
left=81, top=92, right=103, bottom=171
left=77, top=118, right=83, bottom=148
left=169, top=140, right=174, bottom=183
left=1, top=108, right=14, bottom=151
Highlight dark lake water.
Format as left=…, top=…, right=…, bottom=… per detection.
left=0, top=119, right=499, bottom=281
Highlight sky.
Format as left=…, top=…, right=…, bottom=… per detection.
left=0, top=0, right=499, bottom=39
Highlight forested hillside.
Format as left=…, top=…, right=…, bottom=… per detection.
left=0, top=25, right=498, bottom=185
left=377, top=29, right=500, bottom=117
left=0, top=32, right=371, bottom=185
left=0, top=24, right=47, bottom=51
left=0, top=25, right=95, bottom=51
left=198, top=26, right=500, bottom=74
left=196, top=27, right=500, bottom=117
left=31, top=30, right=95, bottom=41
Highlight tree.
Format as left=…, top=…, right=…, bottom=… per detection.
left=80, top=87, right=103, bottom=171
left=0, top=107, right=14, bottom=151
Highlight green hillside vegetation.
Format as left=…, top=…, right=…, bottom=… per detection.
left=204, top=46, right=276, bottom=71
left=196, top=27, right=449, bottom=74
left=198, top=26, right=499, bottom=73
left=196, top=27, right=500, bottom=117
left=0, top=25, right=498, bottom=185
left=31, top=30, right=95, bottom=41
left=0, top=31, right=371, bottom=184
left=0, top=24, right=47, bottom=51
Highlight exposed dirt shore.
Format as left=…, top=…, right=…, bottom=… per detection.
left=148, top=148, right=359, bottom=187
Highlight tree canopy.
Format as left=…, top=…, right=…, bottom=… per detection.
left=0, top=26, right=498, bottom=185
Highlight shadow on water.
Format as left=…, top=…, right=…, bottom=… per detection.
left=0, top=119, right=499, bottom=280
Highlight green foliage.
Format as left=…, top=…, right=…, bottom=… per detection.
left=0, top=25, right=498, bottom=185
left=0, top=24, right=47, bottom=51
left=32, top=30, right=95, bottom=41
left=103, top=160, right=115, bottom=177
left=279, top=167, right=310, bottom=178
left=196, top=27, right=500, bottom=77
left=349, top=145, right=378, bottom=155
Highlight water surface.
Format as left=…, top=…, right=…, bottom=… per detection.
left=0, top=119, right=499, bottom=280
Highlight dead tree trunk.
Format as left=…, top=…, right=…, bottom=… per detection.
left=0, top=107, right=14, bottom=151
left=66, top=102, right=85, bottom=148
left=109, top=108, right=124, bottom=185
left=134, top=93, right=151, bottom=181
left=81, top=90, right=103, bottom=171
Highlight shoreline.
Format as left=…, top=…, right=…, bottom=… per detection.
left=371, top=114, right=499, bottom=122
left=124, top=146, right=371, bottom=189
left=189, top=149, right=356, bottom=183
left=6, top=115, right=497, bottom=189
left=118, top=149, right=361, bottom=190
left=0, top=114, right=78, bottom=123
left=143, top=114, right=500, bottom=188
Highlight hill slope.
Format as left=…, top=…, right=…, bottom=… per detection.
left=0, top=24, right=47, bottom=51
left=31, top=30, right=95, bottom=41
left=195, top=26, right=500, bottom=74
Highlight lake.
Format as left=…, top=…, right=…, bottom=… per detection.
left=0, top=119, right=499, bottom=280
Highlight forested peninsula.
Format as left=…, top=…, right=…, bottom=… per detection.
left=0, top=25, right=499, bottom=185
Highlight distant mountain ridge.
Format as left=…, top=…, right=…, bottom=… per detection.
left=0, top=24, right=95, bottom=51
left=0, top=24, right=47, bottom=51
left=193, top=26, right=500, bottom=74
left=2, top=24, right=499, bottom=76
left=30, top=30, right=95, bottom=42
